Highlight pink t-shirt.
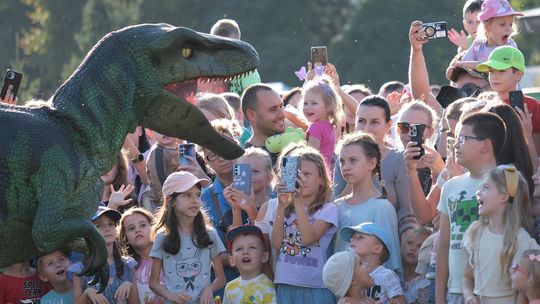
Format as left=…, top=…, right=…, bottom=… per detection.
left=306, top=120, right=336, bottom=170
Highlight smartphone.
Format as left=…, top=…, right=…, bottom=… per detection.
left=280, top=156, right=300, bottom=193
left=0, top=69, right=23, bottom=100
left=179, top=143, right=195, bottom=166
left=410, top=124, right=425, bottom=160
left=311, top=46, right=328, bottom=66
left=232, top=163, right=252, bottom=197
left=509, top=90, right=524, bottom=112
left=418, top=21, right=448, bottom=40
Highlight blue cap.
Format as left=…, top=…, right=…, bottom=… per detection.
left=91, top=205, right=121, bottom=222
left=340, top=222, right=393, bottom=259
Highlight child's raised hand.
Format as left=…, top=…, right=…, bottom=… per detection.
left=514, top=103, right=533, bottom=137
left=223, top=186, right=254, bottom=210
left=409, top=21, right=428, bottom=51
left=386, top=91, right=404, bottom=115
left=114, top=281, right=132, bottom=302
left=275, top=182, right=293, bottom=209
left=108, top=184, right=135, bottom=210
left=84, top=288, right=110, bottom=304
left=199, top=286, right=214, bottom=304
left=448, top=28, right=469, bottom=51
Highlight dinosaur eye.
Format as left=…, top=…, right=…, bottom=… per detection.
left=182, top=47, right=193, bottom=59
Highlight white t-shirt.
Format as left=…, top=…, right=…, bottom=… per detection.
left=150, top=228, right=225, bottom=304
left=437, top=172, right=480, bottom=294
left=366, top=265, right=404, bottom=303
left=463, top=226, right=540, bottom=298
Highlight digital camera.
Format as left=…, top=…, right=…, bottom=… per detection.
left=419, top=21, right=448, bottom=40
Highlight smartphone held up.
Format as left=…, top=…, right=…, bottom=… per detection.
left=232, top=163, right=251, bottom=197
left=280, top=156, right=300, bottom=193
left=1, top=69, right=23, bottom=101
left=311, top=46, right=328, bottom=66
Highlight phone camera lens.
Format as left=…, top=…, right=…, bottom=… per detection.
left=7, top=72, right=15, bottom=80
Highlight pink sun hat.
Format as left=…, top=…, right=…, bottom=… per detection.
left=478, top=0, right=523, bottom=22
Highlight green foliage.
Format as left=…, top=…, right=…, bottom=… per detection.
left=1, top=0, right=539, bottom=101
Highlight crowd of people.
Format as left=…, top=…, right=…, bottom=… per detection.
left=2, top=0, right=540, bottom=303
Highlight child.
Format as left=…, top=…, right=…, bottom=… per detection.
left=476, top=46, right=540, bottom=150
left=301, top=77, right=342, bottom=170
left=73, top=206, right=136, bottom=303
left=448, top=0, right=483, bottom=52
left=37, top=250, right=73, bottom=304
left=223, top=225, right=276, bottom=304
left=143, top=130, right=181, bottom=212
left=341, top=222, right=407, bottom=304
left=118, top=207, right=164, bottom=303
left=462, top=165, right=540, bottom=303
left=150, top=171, right=226, bottom=304
left=323, top=250, right=376, bottom=304
left=399, top=226, right=431, bottom=304
left=511, top=249, right=540, bottom=304
left=270, top=146, right=338, bottom=304
left=223, top=147, right=275, bottom=227
left=452, top=0, right=522, bottom=73
left=333, top=131, right=402, bottom=274
left=0, top=261, right=50, bottom=303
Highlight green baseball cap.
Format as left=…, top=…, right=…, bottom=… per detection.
left=477, top=46, right=525, bottom=73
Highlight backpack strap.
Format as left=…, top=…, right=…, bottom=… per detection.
left=155, top=146, right=167, bottom=185
left=209, top=184, right=222, bottom=222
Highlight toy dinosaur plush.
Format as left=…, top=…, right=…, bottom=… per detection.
left=265, top=126, right=306, bottom=153
left=0, top=23, right=258, bottom=290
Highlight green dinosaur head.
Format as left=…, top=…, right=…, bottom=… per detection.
left=121, top=24, right=259, bottom=159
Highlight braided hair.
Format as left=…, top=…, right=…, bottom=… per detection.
left=337, top=131, right=387, bottom=199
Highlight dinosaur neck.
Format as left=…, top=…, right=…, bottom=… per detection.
left=51, top=36, right=136, bottom=163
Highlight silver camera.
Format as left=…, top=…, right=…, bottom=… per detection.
left=419, top=21, right=448, bottom=40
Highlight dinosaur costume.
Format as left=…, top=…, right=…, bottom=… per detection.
left=0, top=23, right=258, bottom=290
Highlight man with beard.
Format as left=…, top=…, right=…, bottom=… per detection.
left=242, top=84, right=286, bottom=166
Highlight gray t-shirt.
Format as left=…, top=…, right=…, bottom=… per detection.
left=150, top=228, right=225, bottom=303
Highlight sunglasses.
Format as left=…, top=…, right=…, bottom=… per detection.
left=397, top=122, right=430, bottom=135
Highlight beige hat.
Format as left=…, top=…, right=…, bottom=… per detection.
left=162, top=171, right=207, bottom=197
left=323, top=249, right=357, bottom=298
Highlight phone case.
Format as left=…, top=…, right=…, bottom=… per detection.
left=179, top=143, right=195, bottom=166
left=280, top=156, right=299, bottom=193
left=232, top=164, right=251, bottom=196
left=1, top=69, right=23, bottom=100
left=509, top=90, right=524, bottom=111
left=410, top=124, right=425, bottom=160
left=311, top=46, right=328, bottom=65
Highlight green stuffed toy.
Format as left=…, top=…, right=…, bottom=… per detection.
left=265, top=127, right=306, bottom=153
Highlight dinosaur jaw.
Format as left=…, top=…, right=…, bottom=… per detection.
left=163, top=70, right=256, bottom=104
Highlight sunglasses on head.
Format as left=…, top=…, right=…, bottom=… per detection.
left=397, top=122, right=429, bottom=134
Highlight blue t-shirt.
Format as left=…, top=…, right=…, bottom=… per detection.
left=40, top=289, right=74, bottom=304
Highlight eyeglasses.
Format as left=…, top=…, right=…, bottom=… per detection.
left=396, top=122, right=430, bottom=135
left=456, top=134, right=484, bottom=145
left=205, top=152, right=221, bottom=162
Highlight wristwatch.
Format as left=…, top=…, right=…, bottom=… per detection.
left=131, top=153, right=144, bottom=163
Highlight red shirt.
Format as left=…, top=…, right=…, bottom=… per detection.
left=504, top=95, right=540, bottom=133
left=0, top=272, right=50, bottom=304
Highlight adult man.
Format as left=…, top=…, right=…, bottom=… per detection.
left=241, top=84, right=285, bottom=165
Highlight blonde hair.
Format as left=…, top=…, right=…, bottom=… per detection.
left=397, top=100, right=440, bottom=130
left=476, top=17, right=519, bottom=43
left=196, top=93, right=235, bottom=120
left=239, top=147, right=276, bottom=189
left=283, top=146, right=332, bottom=218
left=301, top=76, right=343, bottom=127
left=521, top=249, right=540, bottom=298
left=465, top=165, right=531, bottom=282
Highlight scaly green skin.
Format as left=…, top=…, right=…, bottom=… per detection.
left=0, top=23, right=258, bottom=289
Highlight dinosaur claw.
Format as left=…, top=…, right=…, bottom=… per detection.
left=87, top=263, right=109, bottom=293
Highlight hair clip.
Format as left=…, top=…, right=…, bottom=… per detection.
left=500, top=165, right=518, bottom=202
left=530, top=254, right=540, bottom=262
left=314, top=65, right=325, bottom=77
left=379, top=179, right=386, bottom=188
left=295, top=66, right=308, bottom=81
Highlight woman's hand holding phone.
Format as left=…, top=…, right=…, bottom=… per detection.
left=176, top=155, right=210, bottom=186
